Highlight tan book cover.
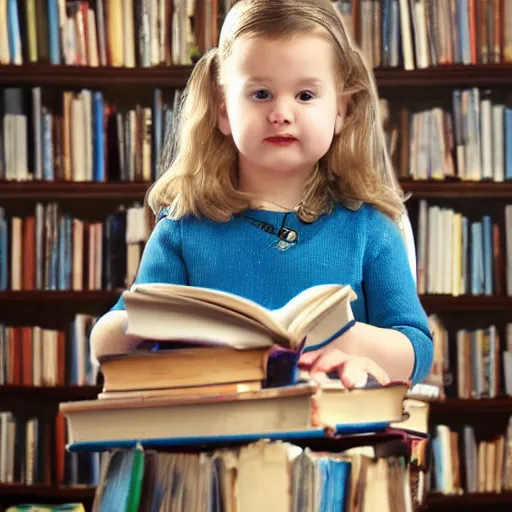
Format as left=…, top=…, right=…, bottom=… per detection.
left=100, top=345, right=269, bottom=392
left=60, top=381, right=409, bottom=447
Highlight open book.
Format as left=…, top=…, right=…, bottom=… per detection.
left=123, top=283, right=357, bottom=354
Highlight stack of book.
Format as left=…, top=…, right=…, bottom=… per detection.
left=60, top=283, right=414, bottom=448
left=58, top=283, right=430, bottom=510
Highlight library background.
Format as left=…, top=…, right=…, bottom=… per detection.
left=1, top=0, right=512, bottom=510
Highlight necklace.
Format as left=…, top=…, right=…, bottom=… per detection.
left=252, top=198, right=303, bottom=212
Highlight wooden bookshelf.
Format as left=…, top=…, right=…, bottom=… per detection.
left=3, top=63, right=512, bottom=89
left=430, top=398, right=512, bottom=415
left=400, top=180, right=512, bottom=199
left=0, top=483, right=96, bottom=501
left=0, top=181, right=151, bottom=200
left=0, top=291, right=509, bottom=312
left=0, top=63, right=193, bottom=87
left=0, top=290, right=121, bottom=302
left=0, top=385, right=101, bottom=401
left=427, top=492, right=512, bottom=510
left=1, top=51, right=512, bottom=509
left=1, top=179, right=511, bottom=201
left=419, top=295, right=512, bottom=312
left=374, top=63, right=512, bottom=88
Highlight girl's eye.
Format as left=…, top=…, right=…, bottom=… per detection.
left=297, top=91, right=315, bottom=101
left=252, top=90, right=270, bottom=100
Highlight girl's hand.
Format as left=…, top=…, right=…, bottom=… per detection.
left=298, top=342, right=390, bottom=389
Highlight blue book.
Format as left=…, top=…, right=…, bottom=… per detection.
left=47, top=0, right=61, bottom=64
left=482, top=216, right=493, bottom=296
left=7, top=0, right=22, bottom=64
left=93, top=92, right=105, bottom=182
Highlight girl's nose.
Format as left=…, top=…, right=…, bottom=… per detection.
left=268, top=112, right=291, bottom=125
left=268, top=100, right=293, bottom=125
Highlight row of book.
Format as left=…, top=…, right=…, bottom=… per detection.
left=431, top=420, right=512, bottom=495
left=426, top=316, right=512, bottom=401
left=0, top=203, right=149, bottom=292
left=0, top=410, right=99, bottom=487
left=0, top=315, right=97, bottom=387
left=380, top=90, right=512, bottom=182
left=0, top=0, right=217, bottom=67
left=0, top=87, right=181, bottom=183
left=92, top=438, right=425, bottom=512
left=416, top=201, right=512, bottom=296
left=336, top=0, right=512, bottom=70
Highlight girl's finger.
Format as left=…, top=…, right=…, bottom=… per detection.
left=340, top=357, right=390, bottom=388
left=298, top=350, right=322, bottom=367
left=309, top=349, right=350, bottom=374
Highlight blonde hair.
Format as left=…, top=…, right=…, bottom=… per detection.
left=147, top=0, right=405, bottom=222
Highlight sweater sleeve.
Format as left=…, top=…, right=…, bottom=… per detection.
left=109, top=216, right=188, bottom=311
left=363, top=210, right=433, bottom=385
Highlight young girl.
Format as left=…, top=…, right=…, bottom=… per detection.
left=90, top=0, right=433, bottom=388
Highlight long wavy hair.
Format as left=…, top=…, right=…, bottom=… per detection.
left=147, top=0, right=405, bottom=222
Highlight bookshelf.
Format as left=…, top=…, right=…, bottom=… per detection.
left=1, top=63, right=512, bottom=507
left=1, top=0, right=512, bottom=508
left=0, top=484, right=95, bottom=508
left=426, top=492, right=512, bottom=510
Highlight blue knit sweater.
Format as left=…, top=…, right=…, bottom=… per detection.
left=110, top=203, right=433, bottom=384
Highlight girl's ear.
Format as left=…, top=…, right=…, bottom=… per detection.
left=335, top=96, right=349, bottom=135
left=334, top=113, right=343, bottom=135
left=217, top=102, right=232, bottom=136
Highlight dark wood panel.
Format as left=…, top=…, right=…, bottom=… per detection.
left=420, top=295, right=512, bottom=312
left=2, top=64, right=512, bottom=89
left=430, top=398, right=512, bottom=415
left=0, top=64, right=193, bottom=87
left=427, top=492, right=512, bottom=510
left=401, top=180, right=512, bottom=199
left=0, top=181, right=150, bottom=200
left=0, top=385, right=101, bottom=401
left=375, top=64, right=512, bottom=88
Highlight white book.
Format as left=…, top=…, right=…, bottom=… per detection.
left=480, top=95, right=493, bottom=180
left=0, top=0, right=10, bottom=64
left=81, top=90, right=93, bottom=181
left=443, top=209, right=454, bottom=295
left=123, top=0, right=135, bottom=67
left=492, top=104, right=505, bottom=182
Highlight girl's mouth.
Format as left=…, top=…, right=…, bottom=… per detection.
left=265, top=137, right=297, bottom=146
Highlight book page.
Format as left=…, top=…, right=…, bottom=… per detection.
left=290, top=286, right=356, bottom=350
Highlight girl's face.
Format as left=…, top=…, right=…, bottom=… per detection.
left=218, top=34, right=344, bottom=183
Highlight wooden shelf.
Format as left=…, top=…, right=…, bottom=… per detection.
left=0, top=180, right=510, bottom=201
left=427, top=492, right=512, bottom=509
left=0, top=385, right=101, bottom=401
left=0, top=292, right=509, bottom=312
left=374, top=64, right=512, bottom=88
left=0, top=64, right=193, bottom=87
left=400, top=180, right=512, bottom=199
left=0, top=483, right=96, bottom=499
left=430, top=397, right=512, bottom=415
left=0, top=290, right=121, bottom=302
left=0, top=181, right=150, bottom=200
left=2, top=63, right=512, bottom=89
left=420, top=295, right=512, bottom=312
